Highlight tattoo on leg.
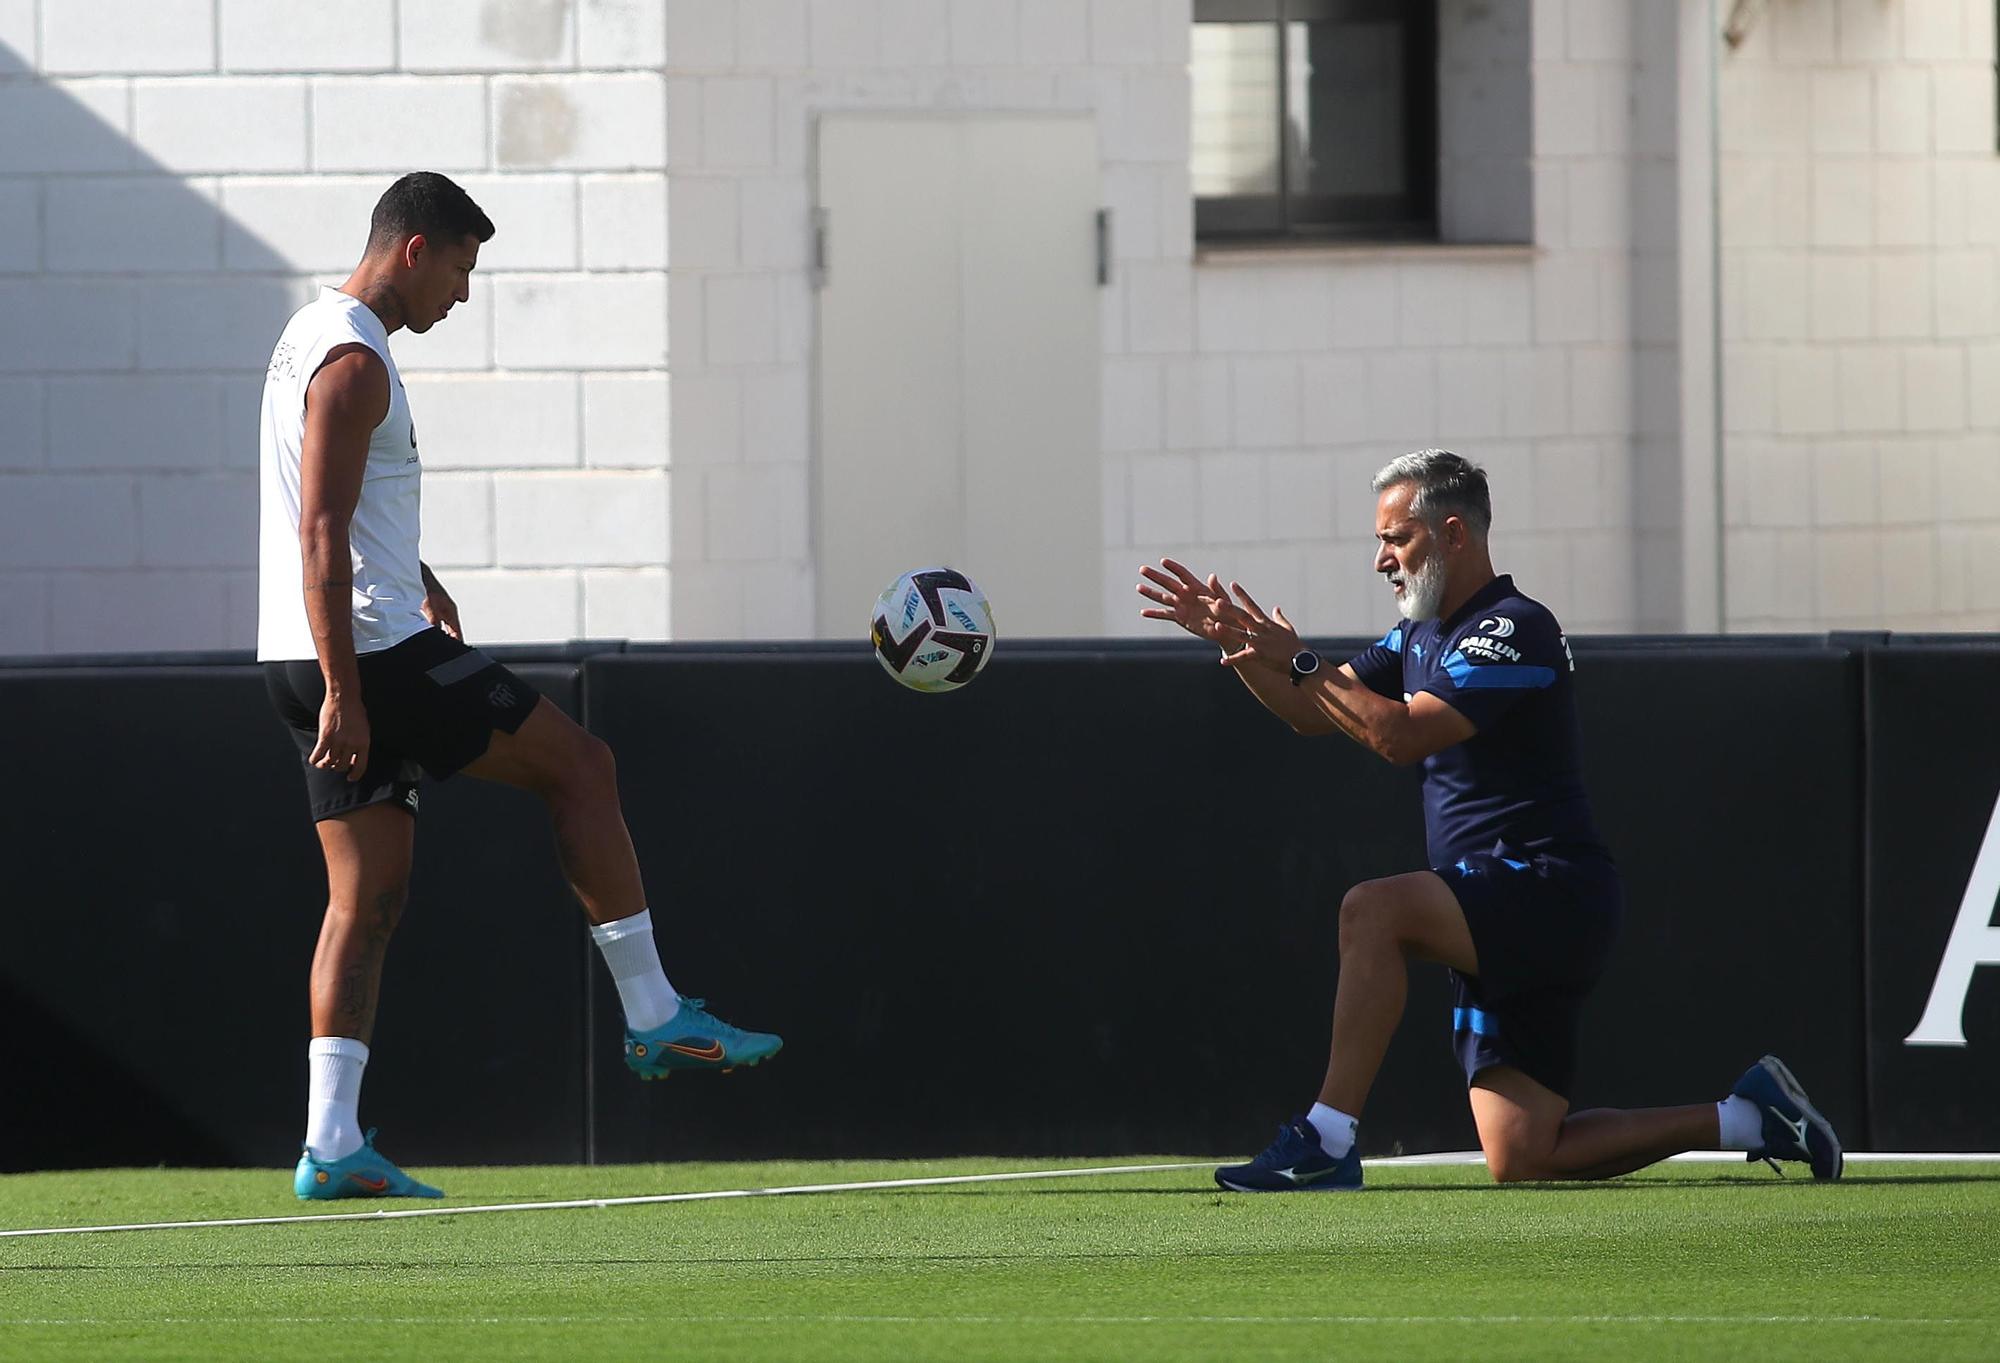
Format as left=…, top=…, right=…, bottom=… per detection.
left=331, top=885, right=404, bottom=1035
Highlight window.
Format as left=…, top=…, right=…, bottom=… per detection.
left=1191, top=0, right=1438, bottom=243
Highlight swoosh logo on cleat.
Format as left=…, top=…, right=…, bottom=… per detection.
left=666, top=1039, right=727, bottom=1062
left=347, top=1174, right=390, bottom=1193
left=1776, top=1111, right=1809, bottom=1152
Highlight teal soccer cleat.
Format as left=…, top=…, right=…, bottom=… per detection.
left=624, top=998, right=783, bottom=1080
left=294, top=1128, right=444, bottom=1200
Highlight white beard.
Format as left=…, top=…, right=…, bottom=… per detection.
left=1389, top=551, right=1448, bottom=621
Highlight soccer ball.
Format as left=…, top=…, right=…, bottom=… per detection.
left=869, top=567, right=996, bottom=693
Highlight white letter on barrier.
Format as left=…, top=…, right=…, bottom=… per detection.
left=1906, top=788, right=2000, bottom=1047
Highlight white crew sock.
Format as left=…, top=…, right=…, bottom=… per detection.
left=305, top=1036, right=370, bottom=1163
left=1306, top=1102, right=1360, bottom=1158
left=1716, top=1094, right=1763, bottom=1151
left=590, top=909, right=680, bottom=1033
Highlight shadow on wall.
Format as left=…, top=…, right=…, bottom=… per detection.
left=0, top=46, right=318, bottom=655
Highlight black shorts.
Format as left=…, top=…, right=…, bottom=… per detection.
left=1437, top=849, right=1623, bottom=1099
left=264, top=627, right=541, bottom=822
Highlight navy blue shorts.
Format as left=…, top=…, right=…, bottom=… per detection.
left=1437, top=849, right=1622, bottom=1099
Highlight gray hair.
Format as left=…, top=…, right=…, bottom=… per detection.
left=1371, top=448, right=1492, bottom=538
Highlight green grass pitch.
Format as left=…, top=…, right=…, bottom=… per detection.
left=2, top=1157, right=1996, bottom=1362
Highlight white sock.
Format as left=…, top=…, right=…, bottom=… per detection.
left=590, top=909, right=680, bottom=1032
left=1306, top=1102, right=1359, bottom=1158
left=1717, top=1094, right=1763, bottom=1151
left=305, top=1036, right=369, bottom=1162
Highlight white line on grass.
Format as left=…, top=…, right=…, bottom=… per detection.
left=0, top=1161, right=1217, bottom=1239
left=0, top=1314, right=1979, bottom=1329
left=2, top=1151, right=1993, bottom=1240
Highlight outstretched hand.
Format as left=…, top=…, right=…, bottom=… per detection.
left=1138, top=559, right=1301, bottom=674
left=1137, top=557, right=1228, bottom=645
left=1211, top=581, right=1302, bottom=673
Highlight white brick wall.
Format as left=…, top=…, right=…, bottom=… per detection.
left=10, top=1, right=1992, bottom=653
left=1720, top=0, right=2000, bottom=629
left=219, top=0, right=396, bottom=74
left=0, top=1, right=670, bottom=654
left=661, top=0, right=1699, bottom=638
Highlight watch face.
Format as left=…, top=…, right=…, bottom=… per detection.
left=1293, top=650, right=1319, bottom=673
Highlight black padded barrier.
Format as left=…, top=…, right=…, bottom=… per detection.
left=582, top=641, right=1460, bottom=1163
left=1567, top=644, right=1867, bottom=1142
left=0, top=658, right=589, bottom=1172
left=580, top=639, right=1868, bottom=1163
left=1864, top=646, right=2000, bottom=1150
left=4, top=632, right=1975, bottom=1169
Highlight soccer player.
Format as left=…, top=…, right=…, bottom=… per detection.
left=258, top=173, right=780, bottom=1201
left=1138, top=449, right=1841, bottom=1191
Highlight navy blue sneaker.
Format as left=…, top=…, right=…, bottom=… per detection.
left=1215, top=1117, right=1364, bottom=1193
left=1732, top=1055, right=1843, bottom=1181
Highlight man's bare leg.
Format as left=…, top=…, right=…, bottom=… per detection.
left=464, top=696, right=781, bottom=1071
left=1470, top=1065, right=1718, bottom=1182
left=298, top=800, right=439, bottom=1195
left=310, top=801, right=414, bottom=1043
left=1216, top=871, right=1486, bottom=1190
left=462, top=697, right=641, bottom=926
left=1316, top=871, right=1482, bottom=1114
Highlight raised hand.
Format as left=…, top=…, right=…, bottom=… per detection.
left=1137, top=557, right=1228, bottom=644
left=1211, top=581, right=1302, bottom=673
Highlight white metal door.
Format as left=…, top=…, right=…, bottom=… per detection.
left=815, top=114, right=1102, bottom=639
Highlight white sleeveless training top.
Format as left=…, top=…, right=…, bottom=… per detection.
left=257, top=288, right=428, bottom=662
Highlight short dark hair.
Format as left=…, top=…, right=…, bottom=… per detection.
left=367, top=172, right=494, bottom=252
left=1371, top=448, right=1493, bottom=538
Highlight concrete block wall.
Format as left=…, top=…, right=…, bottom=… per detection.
left=1718, top=0, right=2000, bottom=630
left=667, top=0, right=1664, bottom=641
left=0, top=0, right=669, bottom=655
left=1104, top=0, right=1666, bottom=636
left=664, top=0, right=1198, bottom=638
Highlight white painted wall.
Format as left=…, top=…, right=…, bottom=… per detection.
left=6, top=0, right=1994, bottom=654
left=668, top=0, right=1676, bottom=641
left=1717, top=0, right=2000, bottom=630
left=663, top=0, right=1197, bottom=638
left=0, top=0, right=669, bottom=654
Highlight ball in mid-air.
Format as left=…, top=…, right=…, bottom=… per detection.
left=870, top=567, right=995, bottom=693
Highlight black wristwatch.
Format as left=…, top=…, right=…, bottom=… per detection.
left=1289, top=648, right=1321, bottom=686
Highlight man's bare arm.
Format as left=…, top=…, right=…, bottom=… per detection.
left=299, top=344, right=388, bottom=777
left=1298, top=667, right=1476, bottom=765
left=418, top=560, right=462, bottom=640
left=1206, top=580, right=1477, bottom=764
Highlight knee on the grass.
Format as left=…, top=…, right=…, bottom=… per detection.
left=1484, top=1146, right=1552, bottom=1183
left=1482, top=1135, right=1561, bottom=1183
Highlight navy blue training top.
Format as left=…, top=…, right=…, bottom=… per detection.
left=1345, top=574, right=1609, bottom=870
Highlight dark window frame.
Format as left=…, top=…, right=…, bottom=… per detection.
left=1193, top=0, right=1438, bottom=244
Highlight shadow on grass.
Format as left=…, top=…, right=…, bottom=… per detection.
left=912, top=1171, right=2000, bottom=1195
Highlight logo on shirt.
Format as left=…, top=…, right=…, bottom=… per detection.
left=1478, top=616, right=1516, bottom=638
left=1460, top=634, right=1523, bottom=663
